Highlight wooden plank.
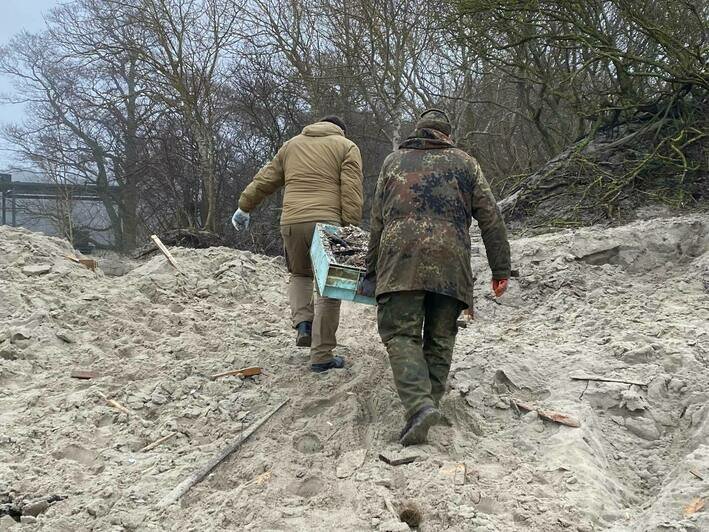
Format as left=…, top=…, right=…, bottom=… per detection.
left=210, top=366, right=262, bottom=380
left=66, top=255, right=98, bottom=272
left=512, top=399, right=581, bottom=428
left=150, top=234, right=183, bottom=273
left=70, top=370, right=98, bottom=380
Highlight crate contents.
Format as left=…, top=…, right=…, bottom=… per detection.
left=324, top=226, right=369, bottom=268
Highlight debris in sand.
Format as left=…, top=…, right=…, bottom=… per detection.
left=689, top=469, right=704, bottom=481
left=64, top=255, right=98, bottom=271
left=0, top=494, right=67, bottom=522
left=140, top=432, right=177, bottom=452
left=70, top=370, right=98, bottom=380
left=512, top=399, right=581, bottom=428
left=336, top=449, right=367, bottom=478
left=379, top=448, right=421, bottom=466
left=21, top=264, right=52, bottom=276
left=104, top=398, right=132, bottom=417
left=570, top=373, right=649, bottom=387
left=210, top=366, right=262, bottom=380
left=150, top=234, right=183, bottom=274
left=683, top=497, right=704, bottom=516
left=383, top=497, right=399, bottom=519
left=454, top=463, right=466, bottom=486
left=325, top=226, right=369, bottom=268
left=65, top=255, right=98, bottom=271
left=439, top=462, right=467, bottom=485
left=157, top=398, right=289, bottom=509
left=55, top=332, right=75, bottom=344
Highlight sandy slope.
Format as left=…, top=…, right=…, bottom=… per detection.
left=1, top=214, right=707, bottom=531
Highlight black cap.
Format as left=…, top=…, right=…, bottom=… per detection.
left=320, top=115, right=347, bottom=134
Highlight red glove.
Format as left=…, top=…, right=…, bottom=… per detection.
left=492, top=278, right=508, bottom=298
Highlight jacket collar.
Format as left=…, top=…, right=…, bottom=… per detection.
left=301, top=121, right=345, bottom=137
left=399, top=127, right=455, bottom=150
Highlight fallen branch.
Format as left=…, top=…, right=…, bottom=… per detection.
left=210, top=366, right=262, bottom=380
left=141, top=432, right=177, bottom=452
left=570, top=374, right=649, bottom=387
left=512, top=399, right=581, bottom=428
left=157, top=398, right=289, bottom=509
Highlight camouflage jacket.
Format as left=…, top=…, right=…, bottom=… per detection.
left=366, top=128, right=511, bottom=306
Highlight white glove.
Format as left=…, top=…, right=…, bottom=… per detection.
left=231, top=208, right=250, bottom=231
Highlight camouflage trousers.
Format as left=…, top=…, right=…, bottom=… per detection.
left=377, top=291, right=464, bottom=419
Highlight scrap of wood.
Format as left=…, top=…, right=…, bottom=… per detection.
left=454, top=463, right=466, bottom=486
left=157, top=398, right=289, bottom=509
left=512, top=399, right=581, bottom=428
left=141, top=432, right=177, bottom=452
left=689, top=469, right=704, bottom=481
left=150, top=235, right=183, bottom=274
left=379, top=449, right=420, bottom=466
left=683, top=497, right=704, bottom=516
left=106, top=399, right=132, bottom=416
left=210, top=366, right=262, bottom=380
left=70, top=370, right=98, bottom=380
left=79, top=258, right=98, bottom=271
left=65, top=254, right=98, bottom=271
left=570, top=374, right=649, bottom=387
left=383, top=497, right=398, bottom=519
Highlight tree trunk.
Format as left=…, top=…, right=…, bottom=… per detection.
left=120, top=58, right=139, bottom=251
left=194, top=124, right=217, bottom=232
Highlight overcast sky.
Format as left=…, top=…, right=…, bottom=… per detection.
left=1, top=1, right=60, bottom=128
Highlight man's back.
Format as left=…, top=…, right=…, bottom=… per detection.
left=367, top=128, right=510, bottom=307
left=239, top=121, right=363, bottom=226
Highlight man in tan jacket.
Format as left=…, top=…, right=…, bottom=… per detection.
left=232, top=116, right=364, bottom=372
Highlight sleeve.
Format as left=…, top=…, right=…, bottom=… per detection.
left=340, top=144, right=364, bottom=225
left=470, top=159, right=511, bottom=279
left=238, top=145, right=286, bottom=212
left=365, top=162, right=386, bottom=279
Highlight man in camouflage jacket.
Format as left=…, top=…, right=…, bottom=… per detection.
left=364, top=108, right=511, bottom=445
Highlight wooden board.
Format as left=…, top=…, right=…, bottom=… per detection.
left=70, top=370, right=98, bottom=380
left=150, top=235, right=183, bottom=273
left=211, top=366, right=262, bottom=380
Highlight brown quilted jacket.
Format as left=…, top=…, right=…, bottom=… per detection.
left=238, top=122, right=364, bottom=225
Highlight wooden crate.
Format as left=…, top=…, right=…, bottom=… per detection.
left=310, top=224, right=375, bottom=305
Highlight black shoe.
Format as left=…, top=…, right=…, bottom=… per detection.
left=296, top=321, right=312, bottom=347
left=399, top=416, right=415, bottom=440
left=399, top=405, right=443, bottom=446
left=310, top=356, right=345, bottom=373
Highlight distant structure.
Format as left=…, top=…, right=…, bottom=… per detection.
left=0, top=173, right=119, bottom=227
